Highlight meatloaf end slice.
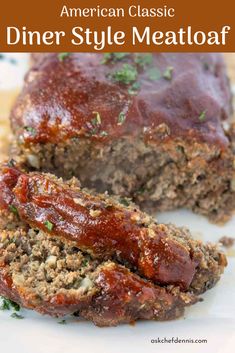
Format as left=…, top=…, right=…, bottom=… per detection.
left=10, top=53, right=235, bottom=222
left=0, top=216, right=200, bottom=326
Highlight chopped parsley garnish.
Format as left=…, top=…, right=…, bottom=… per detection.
left=8, top=205, right=18, bottom=216
left=163, top=66, right=174, bottom=81
left=58, top=319, right=67, bottom=325
left=7, top=159, right=16, bottom=168
left=11, top=313, right=24, bottom=319
left=102, top=53, right=129, bottom=64
left=92, top=111, right=102, bottom=125
left=44, top=220, right=54, bottom=232
left=117, top=112, right=126, bottom=125
left=203, top=62, right=210, bottom=71
left=0, top=297, right=20, bottom=311
left=198, top=110, right=207, bottom=122
left=100, top=131, right=108, bottom=137
left=58, top=53, right=70, bottom=61
left=147, top=68, right=161, bottom=81
left=137, top=186, right=146, bottom=194
left=89, top=128, right=98, bottom=136
left=119, top=198, right=130, bottom=207
left=82, top=259, right=89, bottom=267
left=113, top=53, right=129, bottom=60
left=111, top=64, right=138, bottom=85
left=134, top=53, right=153, bottom=68
left=101, top=53, right=112, bottom=64
left=24, top=126, right=36, bottom=135
left=128, top=81, right=141, bottom=95
left=0, top=54, right=17, bottom=65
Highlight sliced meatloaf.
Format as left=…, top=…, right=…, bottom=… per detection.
left=0, top=220, right=199, bottom=326
left=10, top=53, right=235, bottom=222
left=0, top=163, right=227, bottom=293
left=0, top=162, right=226, bottom=326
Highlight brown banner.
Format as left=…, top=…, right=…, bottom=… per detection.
left=0, top=0, right=234, bottom=51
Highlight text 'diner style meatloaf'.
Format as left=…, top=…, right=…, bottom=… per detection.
left=0, top=162, right=227, bottom=325
left=10, top=53, right=235, bottom=222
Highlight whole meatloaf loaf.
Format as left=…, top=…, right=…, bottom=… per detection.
left=0, top=162, right=227, bottom=325
left=10, top=53, right=235, bottom=222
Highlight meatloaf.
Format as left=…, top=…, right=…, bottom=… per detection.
left=10, top=53, right=235, bottom=222
left=0, top=162, right=227, bottom=325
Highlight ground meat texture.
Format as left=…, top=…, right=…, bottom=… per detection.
left=0, top=225, right=198, bottom=326
left=0, top=163, right=227, bottom=296
left=10, top=53, right=235, bottom=222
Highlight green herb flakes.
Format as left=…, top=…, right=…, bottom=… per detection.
left=137, top=186, right=146, bottom=195
left=82, top=259, right=89, bottom=267
left=1, top=297, right=23, bottom=320
left=58, top=319, right=67, bottom=325
left=101, top=53, right=112, bottom=64
left=92, top=111, right=102, bottom=125
left=44, top=220, right=54, bottom=232
left=58, top=53, right=70, bottom=61
left=89, top=128, right=98, bottom=136
left=113, top=53, right=129, bottom=61
left=163, top=66, right=174, bottom=81
left=102, top=53, right=129, bottom=64
left=24, top=126, right=36, bottom=135
left=128, top=81, right=141, bottom=95
left=112, top=64, right=138, bottom=85
left=11, top=313, right=24, bottom=319
left=7, top=159, right=16, bottom=168
left=117, top=112, right=126, bottom=125
left=100, top=131, right=108, bottom=137
left=134, top=53, right=153, bottom=68
left=8, top=205, right=18, bottom=216
left=203, top=62, right=210, bottom=71
left=198, top=111, right=207, bottom=122
left=0, top=297, right=20, bottom=311
left=147, top=68, right=161, bottom=81
left=119, top=198, right=130, bottom=207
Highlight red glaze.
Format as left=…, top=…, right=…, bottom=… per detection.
left=79, top=263, right=197, bottom=326
left=0, top=164, right=198, bottom=290
left=11, top=53, right=231, bottom=148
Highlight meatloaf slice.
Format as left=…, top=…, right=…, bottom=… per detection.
left=0, top=220, right=198, bottom=326
left=0, top=162, right=227, bottom=296
left=10, top=53, right=235, bottom=222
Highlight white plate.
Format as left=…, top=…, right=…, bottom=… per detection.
left=0, top=54, right=234, bottom=353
